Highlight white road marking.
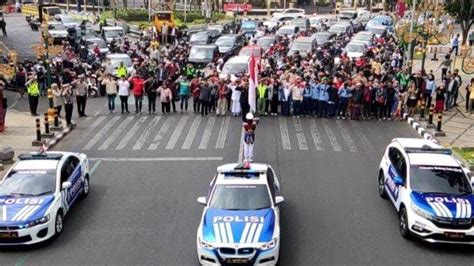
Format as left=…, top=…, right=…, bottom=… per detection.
left=98, top=116, right=134, bottom=150
left=199, top=117, right=216, bottom=149
left=293, top=117, right=308, bottom=150
left=215, top=116, right=230, bottom=149
left=89, top=157, right=224, bottom=162
left=89, top=116, right=107, bottom=129
left=336, top=120, right=358, bottom=152
left=83, top=116, right=121, bottom=150
left=115, top=117, right=148, bottom=150
left=165, top=116, right=189, bottom=150
left=278, top=117, right=291, bottom=150
left=309, top=118, right=324, bottom=151
left=182, top=116, right=202, bottom=150
left=148, top=117, right=174, bottom=150
left=349, top=120, right=376, bottom=154
left=321, top=119, right=342, bottom=152
left=132, top=116, right=161, bottom=150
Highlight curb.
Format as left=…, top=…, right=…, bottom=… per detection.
left=406, top=116, right=437, bottom=142
left=41, top=126, right=73, bottom=152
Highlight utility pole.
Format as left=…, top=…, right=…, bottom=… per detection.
left=407, top=0, right=416, bottom=73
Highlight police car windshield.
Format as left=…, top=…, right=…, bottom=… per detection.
left=209, top=185, right=272, bottom=210
left=410, top=166, right=472, bottom=195
left=0, top=170, right=56, bottom=196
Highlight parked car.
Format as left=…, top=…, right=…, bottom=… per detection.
left=288, top=36, right=318, bottom=57
left=276, top=25, right=299, bottom=38
left=328, top=23, right=351, bottom=35
left=215, top=34, right=245, bottom=55
left=256, top=35, right=278, bottom=51
left=272, top=8, right=305, bottom=18
left=239, top=45, right=264, bottom=62
left=189, top=30, right=220, bottom=46
left=366, top=25, right=389, bottom=37
left=352, top=31, right=374, bottom=46
left=240, top=20, right=258, bottom=39
left=311, top=31, right=336, bottom=48
left=308, top=15, right=336, bottom=31
left=219, top=55, right=250, bottom=81
left=344, top=41, right=368, bottom=60
left=290, top=17, right=310, bottom=32
left=83, top=37, right=109, bottom=55
left=102, top=26, right=124, bottom=43
left=338, top=8, right=370, bottom=24
left=55, top=14, right=80, bottom=29
left=366, top=15, right=394, bottom=31
left=188, top=44, right=219, bottom=69
left=104, top=53, right=133, bottom=76
left=47, top=21, right=68, bottom=45
left=263, top=15, right=295, bottom=31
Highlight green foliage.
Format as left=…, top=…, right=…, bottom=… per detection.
left=100, top=9, right=229, bottom=24
left=444, top=0, right=473, bottom=27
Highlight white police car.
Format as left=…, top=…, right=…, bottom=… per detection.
left=196, top=162, right=284, bottom=265
left=0, top=152, right=90, bottom=245
left=378, top=138, right=474, bottom=244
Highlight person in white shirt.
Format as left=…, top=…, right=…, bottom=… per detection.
left=117, top=76, right=130, bottom=114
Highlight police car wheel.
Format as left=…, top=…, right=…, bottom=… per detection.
left=378, top=171, right=388, bottom=199
left=81, top=176, right=90, bottom=198
left=55, top=211, right=64, bottom=236
left=399, top=208, right=410, bottom=239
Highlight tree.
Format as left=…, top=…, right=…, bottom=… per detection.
left=444, top=0, right=473, bottom=45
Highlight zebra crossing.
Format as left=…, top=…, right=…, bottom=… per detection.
left=79, top=115, right=236, bottom=152
left=77, top=114, right=405, bottom=153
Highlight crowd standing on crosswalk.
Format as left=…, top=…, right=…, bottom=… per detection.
left=6, top=16, right=470, bottom=130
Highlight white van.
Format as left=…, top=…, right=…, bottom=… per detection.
left=338, top=8, right=371, bottom=24
left=102, top=26, right=124, bottom=43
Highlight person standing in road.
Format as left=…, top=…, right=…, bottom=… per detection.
left=15, top=65, right=27, bottom=98
left=191, top=76, right=201, bottom=113
left=216, top=80, right=228, bottom=116
left=145, top=75, right=158, bottom=114
left=0, top=83, right=7, bottom=132
left=466, top=78, right=474, bottom=113
left=178, top=76, right=190, bottom=113
left=451, top=34, right=460, bottom=56
left=62, top=84, right=74, bottom=127
left=243, top=113, right=259, bottom=162
left=72, top=75, right=88, bottom=117
left=129, top=74, right=145, bottom=114
left=116, top=61, right=128, bottom=78
left=158, top=84, right=172, bottom=114
left=51, top=83, right=63, bottom=117
left=0, top=18, right=7, bottom=37
left=161, top=22, right=169, bottom=45
left=118, top=76, right=130, bottom=114
left=199, top=80, right=212, bottom=117
left=256, top=80, right=267, bottom=116
left=439, top=55, right=452, bottom=80
left=25, top=74, right=40, bottom=116
left=102, top=74, right=117, bottom=113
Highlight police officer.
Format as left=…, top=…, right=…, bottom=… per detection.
left=116, top=61, right=128, bottom=78
left=25, top=74, right=40, bottom=116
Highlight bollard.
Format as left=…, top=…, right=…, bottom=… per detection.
left=431, top=46, right=438, bottom=61
left=426, top=104, right=435, bottom=128
left=434, top=111, right=446, bottom=136
left=42, top=113, right=54, bottom=138
left=32, top=118, right=45, bottom=146
left=50, top=108, right=63, bottom=131
left=419, top=99, right=426, bottom=120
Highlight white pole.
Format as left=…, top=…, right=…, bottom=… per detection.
left=284, top=0, right=286, bottom=10
left=184, top=0, right=187, bottom=22
left=148, top=0, right=152, bottom=21
left=407, top=0, right=416, bottom=69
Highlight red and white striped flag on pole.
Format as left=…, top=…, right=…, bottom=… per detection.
left=248, top=52, right=258, bottom=114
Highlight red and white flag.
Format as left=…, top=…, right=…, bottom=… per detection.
left=248, top=52, right=258, bottom=113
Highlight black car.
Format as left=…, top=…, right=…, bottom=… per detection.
left=311, top=31, right=336, bottom=48
left=188, top=44, right=219, bottom=69
left=189, top=30, right=221, bottom=46
left=215, top=34, right=245, bottom=55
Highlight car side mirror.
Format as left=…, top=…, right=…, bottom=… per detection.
left=62, top=181, right=72, bottom=190
left=197, top=197, right=207, bottom=205
left=275, top=196, right=285, bottom=205
left=393, top=176, right=404, bottom=186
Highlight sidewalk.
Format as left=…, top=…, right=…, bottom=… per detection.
left=0, top=110, right=39, bottom=176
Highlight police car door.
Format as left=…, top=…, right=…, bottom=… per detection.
left=385, top=148, right=407, bottom=209
left=267, top=168, right=281, bottom=215
left=66, top=156, right=83, bottom=206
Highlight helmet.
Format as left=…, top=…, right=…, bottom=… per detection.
left=245, top=112, right=254, bottom=120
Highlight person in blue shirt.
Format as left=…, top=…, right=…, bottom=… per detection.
left=310, top=79, right=320, bottom=117
left=318, top=78, right=330, bottom=118
left=451, top=34, right=460, bottom=56
left=302, top=81, right=313, bottom=116
left=337, top=82, right=352, bottom=119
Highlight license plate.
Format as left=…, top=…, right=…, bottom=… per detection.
left=0, top=232, right=18, bottom=238
left=226, top=258, right=250, bottom=264
left=444, top=232, right=465, bottom=239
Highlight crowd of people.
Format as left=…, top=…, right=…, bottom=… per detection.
left=7, top=14, right=473, bottom=129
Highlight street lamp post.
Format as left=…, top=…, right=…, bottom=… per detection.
left=407, top=0, right=416, bottom=73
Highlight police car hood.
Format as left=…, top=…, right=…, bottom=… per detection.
left=0, top=196, right=54, bottom=225
left=202, top=208, right=275, bottom=244
left=411, top=192, right=474, bottom=219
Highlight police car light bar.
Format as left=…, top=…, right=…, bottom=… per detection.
left=404, top=147, right=452, bottom=155
left=18, top=153, right=63, bottom=160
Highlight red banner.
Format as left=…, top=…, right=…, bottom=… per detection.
left=223, top=3, right=252, bottom=12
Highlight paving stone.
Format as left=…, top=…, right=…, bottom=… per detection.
left=0, top=146, right=14, bottom=163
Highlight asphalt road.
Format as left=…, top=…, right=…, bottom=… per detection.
left=3, top=97, right=474, bottom=265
